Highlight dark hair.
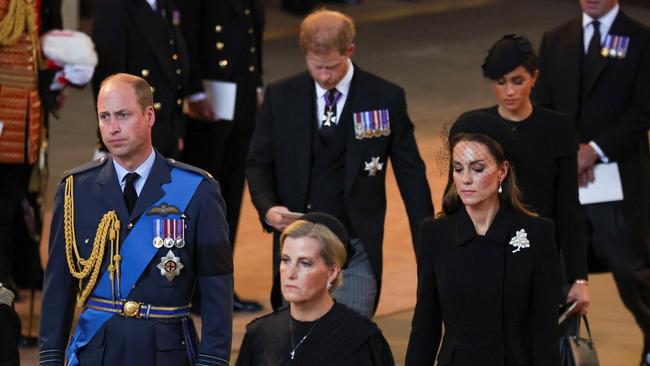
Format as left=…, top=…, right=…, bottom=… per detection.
left=482, top=34, right=538, bottom=79
left=441, top=133, right=536, bottom=217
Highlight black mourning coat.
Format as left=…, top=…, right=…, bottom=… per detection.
left=91, top=0, right=197, bottom=157
left=0, top=303, right=20, bottom=366
left=406, top=205, right=560, bottom=366
left=534, top=11, right=650, bottom=266
left=477, top=106, right=587, bottom=282
left=236, top=302, right=395, bottom=366
left=246, top=67, right=434, bottom=310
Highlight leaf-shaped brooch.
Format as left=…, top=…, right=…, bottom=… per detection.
left=509, top=229, right=530, bottom=253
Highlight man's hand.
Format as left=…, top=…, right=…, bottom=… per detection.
left=256, top=88, right=264, bottom=108
left=578, top=167, right=595, bottom=187
left=566, top=281, right=590, bottom=315
left=265, top=206, right=297, bottom=232
left=578, top=143, right=599, bottom=172
left=186, top=99, right=216, bottom=122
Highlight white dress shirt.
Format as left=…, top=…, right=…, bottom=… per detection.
left=113, top=149, right=156, bottom=195
left=315, top=59, right=354, bottom=129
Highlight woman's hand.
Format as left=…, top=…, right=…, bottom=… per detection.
left=566, top=281, right=590, bottom=315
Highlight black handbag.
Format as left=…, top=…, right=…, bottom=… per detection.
left=559, top=315, right=599, bottom=366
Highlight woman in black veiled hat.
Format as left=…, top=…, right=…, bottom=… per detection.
left=236, top=212, right=394, bottom=366
left=405, top=111, right=561, bottom=365
left=477, top=34, right=590, bottom=315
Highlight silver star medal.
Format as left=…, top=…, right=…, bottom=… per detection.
left=157, top=250, right=184, bottom=281
left=364, top=157, right=384, bottom=177
left=509, top=229, right=530, bottom=253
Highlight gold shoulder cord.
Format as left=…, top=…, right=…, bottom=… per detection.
left=64, top=175, right=122, bottom=307
left=0, top=0, right=36, bottom=46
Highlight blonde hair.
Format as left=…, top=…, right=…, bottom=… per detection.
left=100, top=73, right=154, bottom=113
left=299, top=9, right=355, bottom=55
left=280, top=220, right=347, bottom=290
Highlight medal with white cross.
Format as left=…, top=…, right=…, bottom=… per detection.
left=323, top=109, right=337, bottom=127
left=157, top=250, right=184, bottom=281
left=364, top=157, right=384, bottom=177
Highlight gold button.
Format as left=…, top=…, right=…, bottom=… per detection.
left=248, top=28, right=253, bottom=34
left=172, top=53, right=178, bottom=60
left=141, top=69, right=150, bottom=77
left=249, top=65, right=255, bottom=72
left=154, top=102, right=162, bottom=110
left=216, top=42, right=224, bottom=50
left=250, top=46, right=256, bottom=53
left=215, top=25, right=222, bottom=33
left=244, top=9, right=250, bottom=15
left=219, top=60, right=228, bottom=68
left=176, top=98, right=182, bottom=106
left=127, top=223, right=133, bottom=229
left=176, top=68, right=181, bottom=75
left=150, top=86, right=155, bottom=94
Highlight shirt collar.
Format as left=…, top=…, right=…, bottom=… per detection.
left=455, top=204, right=512, bottom=246
left=582, top=4, right=619, bottom=31
left=113, top=148, right=156, bottom=184
left=315, top=59, right=354, bottom=99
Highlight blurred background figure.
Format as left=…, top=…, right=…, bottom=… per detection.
left=181, top=0, right=265, bottom=313
left=0, top=282, right=21, bottom=365
left=535, top=0, right=650, bottom=363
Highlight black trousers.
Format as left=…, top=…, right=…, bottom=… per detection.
left=584, top=201, right=650, bottom=345
left=182, top=76, right=258, bottom=251
left=0, top=164, right=31, bottom=287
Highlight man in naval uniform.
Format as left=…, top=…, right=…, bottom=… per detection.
left=181, top=0, right=264, bottom=313
left=246, top=10, right=433, bottom=318
left=534, top=0, right=650, bottom=363
left=91, top=0, right=196, bottom=159
left=39, top=73, right=233, bottom=366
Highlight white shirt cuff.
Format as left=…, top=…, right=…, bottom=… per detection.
left=186, top=92, right=206, bottom=102
left=589, top=141, right=609, bottom=163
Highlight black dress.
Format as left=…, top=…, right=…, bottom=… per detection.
left=0, top=303, right=21, bottom=365
left=236, top=302, right=395, bottom=366
left=406, top=205, right=560, bottom=366
left=463, top=106, right=587, bottom=282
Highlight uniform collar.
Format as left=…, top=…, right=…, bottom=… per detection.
left=455, top=204, right=512, bottom=246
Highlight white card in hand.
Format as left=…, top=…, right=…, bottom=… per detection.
left=578, top=162, right=624, bottom=205
left=202, top=80, right=237, bottom=121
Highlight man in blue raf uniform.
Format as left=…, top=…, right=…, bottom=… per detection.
left=38, top=73, right=233, bottom=366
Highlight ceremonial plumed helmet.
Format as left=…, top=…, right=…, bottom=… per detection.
left=300, top=212, right=353, bottom=268
left=449, top=111, right=517, bottom=162
left=482, top=34, right=536, bottom=80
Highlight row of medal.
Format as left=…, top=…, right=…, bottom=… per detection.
left=601, top=35, right=630, bottom=59
left=353, top=109, right=391, bottom=140
left=152, top=218, right=185, bottom=249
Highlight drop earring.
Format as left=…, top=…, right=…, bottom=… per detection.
left=498, top=182, right=503, bottom=194
left=326, top=282, right=332, bottom=290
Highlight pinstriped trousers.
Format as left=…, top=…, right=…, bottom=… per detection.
left=332, top=239, right=377, bottom=319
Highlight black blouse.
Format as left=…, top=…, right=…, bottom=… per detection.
left=462, top=106, right=588, bottom=281
left=236, top=302, right=395, bottom=366
left=406, top=205, right=560, bottom=366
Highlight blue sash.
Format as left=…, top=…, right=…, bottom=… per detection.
left=66, top=168, right=203, bottom=366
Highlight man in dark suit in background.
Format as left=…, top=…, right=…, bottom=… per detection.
left=534, top=0, right=650, bottom=363
left=91, top=0, right=195, bottom=159
left=247, top=9, right=433, bottom=318
left=181, top=0, right=264, bottom=313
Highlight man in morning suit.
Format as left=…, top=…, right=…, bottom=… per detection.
left=534, top=0, right=650, bottom=363
left=246, top=10, right=433, bottom=318
left=39, top=74, right=233, bottom=366
left=91, top=0, right=196, bottom=159
left=181, top=0, right=264, bottom=313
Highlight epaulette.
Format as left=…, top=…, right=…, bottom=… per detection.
left=166, top=158, right=214, bottom=181
left=60, top=156, right=109, bottom=182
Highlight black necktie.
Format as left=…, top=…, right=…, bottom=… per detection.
left=320, top=88, right=339, bottom=141
left=587, top=20, right=602, bottom=61
left=124, top=172, right=140, bottom=214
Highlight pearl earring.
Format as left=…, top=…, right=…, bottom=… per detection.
left=498, top=182, right=503, bottom=194
left=326, top=282, right=332, bottom=290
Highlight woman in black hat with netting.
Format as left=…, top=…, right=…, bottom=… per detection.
left=236, top=212, right=394, bottom=365
left=405, top=111, right=560, bottom=365
left=476, top=34, right=590, bottom=315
